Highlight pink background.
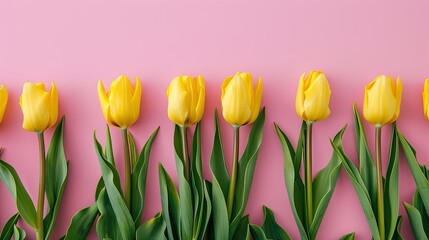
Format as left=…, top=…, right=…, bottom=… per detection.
left=1, top=1, right=428, bottom=239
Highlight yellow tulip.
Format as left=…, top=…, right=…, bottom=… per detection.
left=221, top=72, right=263, bottom=126
left=363, top=75, right=402, bottom=126
left=166, top=75, right=205, bottom=126
left=423, top=78, right=429, bottom=120
left=0, top=85, right=8, bottom=124
left=295, top=70, right=331, bottom=122
left=98, top=74, right=142, bottom=128
left=20, top=82, right=58, bottom=132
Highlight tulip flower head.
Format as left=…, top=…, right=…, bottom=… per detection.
left=166, top=75, right=205, bottom=126
left=0, top=84, right=7, bottom=124
left=221, top=72, right=263, bottom=126
left=363, top=75, right=402, bottom=126
left=423, top=78, right=429, bottom=121
left=20, top=82, right=58, bottom=132
left=98, top=75, right=142, bottom=129
left=295, top=70, right=331, bottom=123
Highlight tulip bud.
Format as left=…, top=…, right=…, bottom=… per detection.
left=295, top=71, right=331, bottom=122
left=0, top=85, right=7, bottom=124
left=166, top=75, right=205, bottom=126
left=20, top=82, right=58, bottom=132
left=221, top=72, right=263, bottom=126
left=423, top=78, right=429, bottom=120
left=98, top=74, right=142, bottom=128
left=363, top=75, right=402, bottom=126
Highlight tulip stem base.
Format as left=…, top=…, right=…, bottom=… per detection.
left=305, top=122, right=313, bottom=229
left=376, top=126, right=385, bottom=240
left=121, top=128, right=131, bottom=210
left=227, top=126, right=240, bottom=220
left=36, top=132, right=45, bottom=240
left=180, top=126, right=190, bottom=182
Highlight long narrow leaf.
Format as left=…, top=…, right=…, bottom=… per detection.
left=262, top=206, right=291, bottom=240
left=44, top=117, right=69, bottom=239
left=13, top=226, right=26, bottom=240
left=96, top=189, right=122, bottom=239
left=231, top=108, right=265, bottom=236
left=249, top=224, right=268, bottom=240
left=159, top=164, right=181, bottom=240
left=0, top=160, right=37, bottom=228
left=130, top=127, right=159, bottom=226
left=94, top=132, right=135, bottom=240
left=210, top=176, right=229, bottom=240
left=310, top=126, right=345, bottom=239
left=210, top=110, right=229, bottom=199
left=0, top=213, right=19, bottom=240
left=136, top=212, right=166, bottom=240
left=274, top=123, right=308, bottom=239
left=404, top=202, right=428, bottom=240
left=63, top=204, right=99, bottom=240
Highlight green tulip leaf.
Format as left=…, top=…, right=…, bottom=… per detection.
left=231, top=216, right=250, bottom=240
left=412, top=190, right=429, bottom=236
left=384, top=123, right=400, bottom=240
left=398, top=131, right=429, bottom=219
left=404, top=202, right=428, bottom=240
left=0, top=160, right=37, bottom=229
left=173, top=125, right=194, bottom=240
left=159, top=164, right=181, bottom=240
left=63, top=204, right=99, bottom=240
left=130, top=127, right=159, bottom=227
left=352, top=105, right=377, bottom=209
left=230, top=108, right=265, bottom=236
left=339, top=232, right=355, bottom=240
left=96, top=188, right=122, bottom=239
left=136, top=212, right=166, bottom=240
left=128, top=132, right=138, bottom=169
left=94, top=131, right=135, bottom=240
left=274, top=123, right=307, bottom=240
left=392, top=216, right=403, bottom=240
left=44, top=117, right=69, bottom=239
left=210, top=175, right=229, bottom=240
left=13, top=225, right=26, bottom=240
left=332, top=129, right=380, bottom=240
left=210, top=110, right=230, bottom=199
left=310, top=126, right=345, bottom=239
left=0, top=213, right=19, bottom=240
left=249, top=224, right=268, bottom=240
left=262, top=206, right=291, bottom=240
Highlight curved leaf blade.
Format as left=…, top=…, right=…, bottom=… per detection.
left=136, top=212, right=166, bottom=240
left=0, top=213, right=19, bottom=240
left=262, top=206, right=291, bottom=240
left=63, top=204, right=99, bottom=240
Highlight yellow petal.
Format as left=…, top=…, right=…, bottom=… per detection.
left=98, top=80, right=114, bottom=126
left=424, top=79, right=429, bottom=120
left=0, top=85, right=8, bottom=123
left=49, top=82, right=58, bottom=128
left=20, top=82, right=51, bottom=132
left=193, top=76, right=205, bottom=125
left=131, top=77, right=142, bottom=125
left=249, top=77, right=263, bottom=123
left=303, top=73, right=331, bottom=121
left=221, top=73, right=252, bottom=126
left=364, top=75, right=396, bottom=126
left=390, top=77, right=402, bottom=123
left=109, top=75, right=134, bottom=128
left=295, top=72, right=307, bottom=120
left=167, top=76, right=189, bottom=125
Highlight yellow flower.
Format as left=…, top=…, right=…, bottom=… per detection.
left=20, top=82, right=58, bottom=132
left=0, top=84, right=8, bottom=124
left=295, top=70, right=331, bottom=122
left=363, top=75, right=402, bottom=126
left=98, top=74, right=142, bottom=128
left=221, top=72, right=263, bottom=126
left=166, top=75, right=205, bottom=126
left=423, top=78, right=429, bottom=120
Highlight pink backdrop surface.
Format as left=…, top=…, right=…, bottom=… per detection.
left=1, top=1, right=428, bottom=239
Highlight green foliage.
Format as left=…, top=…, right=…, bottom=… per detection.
left=274, top=121, right=344, bottom=240
left=398, top=131, right=429, bottom=240
left=0, top=117, right=68, bottom=239
left=209, top=109, right=265, bottom=239
left=332, top=105, right=402, bottom=240
left=0, top=214, right=20, bottom=240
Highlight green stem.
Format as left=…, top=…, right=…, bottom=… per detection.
left=376, top=126, right=385, bottom=240
left=36, top=132, right=45, bottom=240
left=227, top=126, right=240, bottom=220
left=305, top=122, right=313, bottom=228
left=121, top=128, right=131, bottom=210
left=180, top=126, right=190, bottom=182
